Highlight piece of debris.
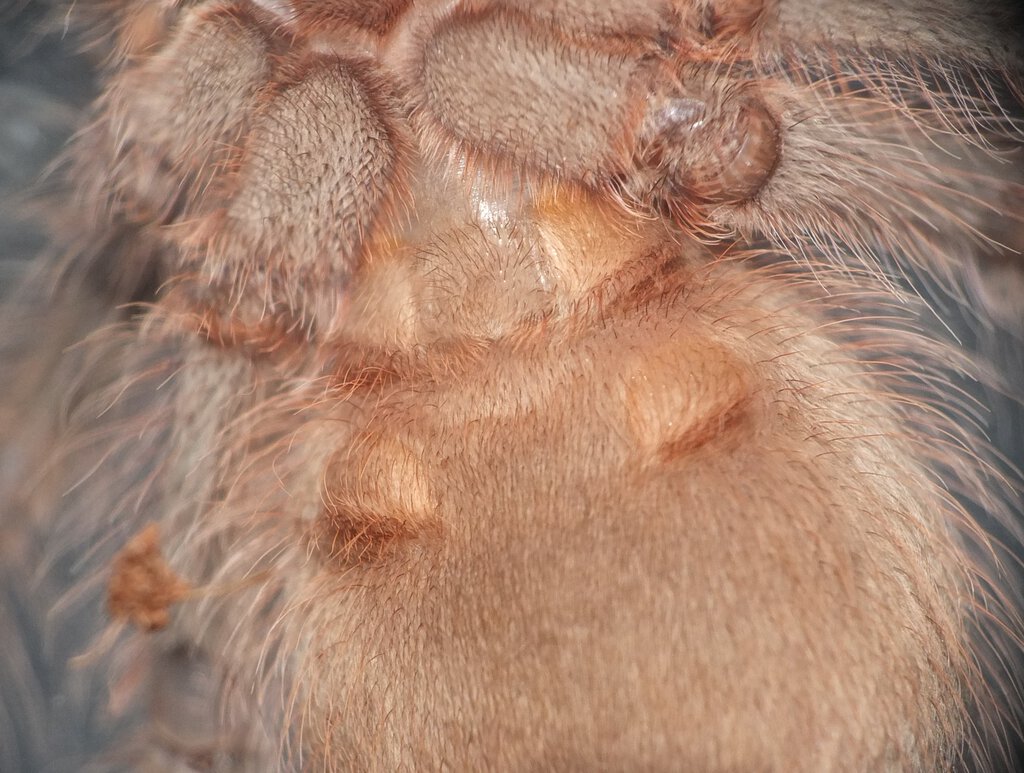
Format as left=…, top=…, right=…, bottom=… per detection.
left=107, top=523, right=191, bottom=631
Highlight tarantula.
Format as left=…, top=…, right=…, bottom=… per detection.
left=2, top=0, right=1023, bottom=770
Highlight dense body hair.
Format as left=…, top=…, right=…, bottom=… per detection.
left=1, top=0, right=1023, bottom=770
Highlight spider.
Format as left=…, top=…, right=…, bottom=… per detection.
left=1, top=0, right=1023, bottom=770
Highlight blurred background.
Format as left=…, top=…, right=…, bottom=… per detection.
left=1, top=0, right=94, bottom=292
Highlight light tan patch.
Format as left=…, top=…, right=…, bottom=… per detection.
left=624, top=334, right=752, bottom=461
left=319, top=432, right=440, bottom=563
left=532, top=184, right=670, bottom=309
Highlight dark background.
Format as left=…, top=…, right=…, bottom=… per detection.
left=1, top=0, right=94, bottom=288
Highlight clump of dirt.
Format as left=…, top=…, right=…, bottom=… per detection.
left=107, top=523, right=191, bottom=631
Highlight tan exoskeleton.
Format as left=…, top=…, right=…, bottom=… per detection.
left=2, top=0, right=1023, bottom=770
